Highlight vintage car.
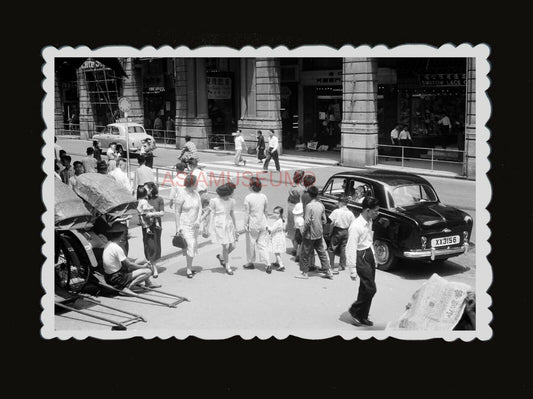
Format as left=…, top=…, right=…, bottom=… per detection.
left=92, top=122, right=156, bottom=155
left=319, top=170, right=473, bottom=271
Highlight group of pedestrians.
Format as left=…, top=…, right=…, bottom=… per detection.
left=233, top=129, right=281, bottom=172
left=56, top=135, right=379, bottom=327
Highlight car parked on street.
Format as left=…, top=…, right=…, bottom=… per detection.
left=319, top=170, right=473, bottom=271
left=92, top=123, right=156, bottom=155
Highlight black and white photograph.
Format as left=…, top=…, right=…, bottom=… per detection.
left=42, top=45, right=491, bottom=339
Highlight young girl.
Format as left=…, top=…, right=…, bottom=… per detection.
left=267, top=206, right=287, bottom=273
left=292, top=201, right=304, bottom=262
left=137, top=186, right=158, bottom=235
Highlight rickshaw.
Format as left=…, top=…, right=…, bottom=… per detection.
left=54, top=174, right=187, bottom=330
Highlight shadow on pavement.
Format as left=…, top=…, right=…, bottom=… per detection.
left=338, top=311, right=386, bottom=330
left=175, top=266, right=205, bottom=277
left=388, top=259, right=471, bottom=281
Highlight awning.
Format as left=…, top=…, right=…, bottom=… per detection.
left=55, top=57, right=128, bottom=78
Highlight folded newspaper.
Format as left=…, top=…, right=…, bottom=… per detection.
left=387, top=273, right=472, bottom=330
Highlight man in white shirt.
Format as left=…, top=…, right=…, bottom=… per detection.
left=345, top=196, right=380, bottom=327
left=102, top=222, right=160, bottom=294
left=390, top=124, right=400, bottom=145
left=327, top=196, right=356, bottom=274
left=233, top=130, right=247, bottom=166
left=263, top=130, right=280, bottom=172
left=189, top=158, right=208, bottom=203
left=133, top=155, right=155, bottom=197
left=68, top=161, right=85, bottom=189
left=437, top=113, right=452, bottom=148
left=110, top=158, right=132, bottom=193
left=82, top=147, right=98, bottom=173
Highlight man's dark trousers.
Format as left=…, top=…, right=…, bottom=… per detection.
left=349, top=247, right=377, bottom=320
left=263, top=149, right=280, bottom=171
left=300, top=237, right=330, bottom=272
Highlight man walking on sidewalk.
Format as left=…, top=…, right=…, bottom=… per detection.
left=233, top=130, right=247, bottom=166
left=263, top=130, right=280, bottom=172
left=345, top=196, right=380, bottom=327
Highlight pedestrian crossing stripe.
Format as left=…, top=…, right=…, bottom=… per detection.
left=214, top=160, right=329, bottom=169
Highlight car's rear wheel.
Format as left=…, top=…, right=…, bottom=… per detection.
left=374, top=240, right=397, bottom=271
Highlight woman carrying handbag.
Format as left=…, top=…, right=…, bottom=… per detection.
left=174, top=174, right=202, bottom=279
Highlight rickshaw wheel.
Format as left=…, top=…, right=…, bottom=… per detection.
left=55, top=232, right=91, bottom=294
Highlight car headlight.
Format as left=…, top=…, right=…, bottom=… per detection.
left=464, top=215, right=473, bottom=223
left=421, top=236, right=427, bottom=250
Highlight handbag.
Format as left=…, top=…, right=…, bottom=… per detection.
left=172, top=233, right=188, bottom=249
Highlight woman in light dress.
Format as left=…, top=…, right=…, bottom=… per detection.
left=174, top=174, right=202, bottom=279
left=203, top=182, right=237, bottom=275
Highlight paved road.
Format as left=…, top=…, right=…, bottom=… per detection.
left=54, top=139, right=478, bottom=334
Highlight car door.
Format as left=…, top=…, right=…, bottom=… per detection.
left=320, top=176, right=347, bottom=218
left=98, top=126, right=111, bottom=148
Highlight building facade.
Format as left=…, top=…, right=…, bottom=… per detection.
left=54, top=57, right=476, bottom=179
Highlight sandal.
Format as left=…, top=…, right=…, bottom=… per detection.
left=276, top=265, right=286, bottom=272
left=186, top=270, right=194, bottom=279
left=266, top=265, right=272, bottom=274
left=226, top=267, right=234, bottom=275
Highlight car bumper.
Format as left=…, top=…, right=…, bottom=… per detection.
left=403, top=243, right=470, bottom=261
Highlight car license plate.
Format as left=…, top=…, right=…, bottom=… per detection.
left=431, top=235, right=460, bottom=248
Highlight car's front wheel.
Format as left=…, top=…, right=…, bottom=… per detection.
left=374, top=240, right=397, bottom=271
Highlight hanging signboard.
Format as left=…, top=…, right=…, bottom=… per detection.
left=207, top=76, right=232, bottom=100
left=301, top=70, right=342, bottom=86
left=419, top=73, right=466, bottom=87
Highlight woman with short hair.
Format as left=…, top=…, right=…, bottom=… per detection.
left=243, top=177, right=269, bottom=271
left=175, top=174, right=202, bottom=278
left=203, top=182, right=238, bottom=275
left=142, top=182, right=164, bottom=276
left=286, top=170, right=305, bottom=257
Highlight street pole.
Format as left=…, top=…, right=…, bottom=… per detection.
left=125, top=111, right=131, bottom=182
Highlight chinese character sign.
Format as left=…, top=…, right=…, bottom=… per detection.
left=207, top=76, right=232, bottom=100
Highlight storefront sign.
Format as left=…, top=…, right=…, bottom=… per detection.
left=80, top=59, right=105, bottom=69
left=420, top=73, right=466, bottom=87
left=146, top=86, right=165, bottom=94
left=301, top=70, right=343, bottom=86
left=207, top=76, right=232, bottom=100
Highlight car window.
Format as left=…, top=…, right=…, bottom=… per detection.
left=391, top=184, right=438, bottom=207
left=323, top=177, right=346, bottom=197
left=102, top=126, right=112, bottom=134
left=348, top=180, right=372, bottom=204
left=128, top=126, right=146, bottom=134
left=111, top=127, right=121, bottom=135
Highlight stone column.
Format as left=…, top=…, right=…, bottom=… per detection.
left=238, top=58, right=282, bottom=153
left=77, top=68, right=96, bottom=140
left=174, top=58, right=211, bottom=149
left=465, top=58, right=476, bottom=180
left=55, top=72, right=64, bottom=135
left=340, top=58, right=379, bottom=167
left=120, top=58, right=144, bottom=124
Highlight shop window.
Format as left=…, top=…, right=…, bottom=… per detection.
left=302, top=58, right=342, bottom=71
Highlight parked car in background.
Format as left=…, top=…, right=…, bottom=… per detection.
left=92, top=123, right=156, bottom=156
left=319, top=170, right=473, bottom=271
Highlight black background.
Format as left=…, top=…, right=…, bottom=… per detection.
left=11, top=3, right=530, bottom=396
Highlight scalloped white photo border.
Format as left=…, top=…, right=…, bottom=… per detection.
left=41, top=44, right=491, bottom=340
